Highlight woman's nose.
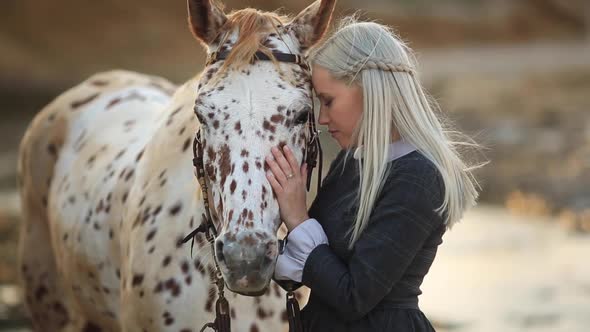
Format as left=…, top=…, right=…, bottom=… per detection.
left=317, top=106, right=329, bottom=126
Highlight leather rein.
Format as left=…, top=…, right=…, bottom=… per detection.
left=180, top=50, right=323, bottom=332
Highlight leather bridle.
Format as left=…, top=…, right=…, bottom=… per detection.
left=180, top=50, right=323, bottom=332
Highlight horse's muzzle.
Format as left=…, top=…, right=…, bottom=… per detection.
left=215, top=232, right=278, bottom=294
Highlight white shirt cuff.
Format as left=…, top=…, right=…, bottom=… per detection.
left=274, top=218, right=328, bottom=282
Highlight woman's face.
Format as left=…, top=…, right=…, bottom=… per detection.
left=312, top=65, right=363, bottom=148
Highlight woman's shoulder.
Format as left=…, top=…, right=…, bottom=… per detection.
left=385, top=150, right=444, bottom=196
left=388, top=150, right=438, bottom=174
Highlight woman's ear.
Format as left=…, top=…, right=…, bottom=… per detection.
left=285, top=0, right=337, bottom=51
left=187, top=0, right=228, bottom=47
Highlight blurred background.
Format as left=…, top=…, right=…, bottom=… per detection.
left=1, top=0, right=589, bottom=331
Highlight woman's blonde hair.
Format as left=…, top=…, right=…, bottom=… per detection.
left=308, top=17, right=484, bottom=249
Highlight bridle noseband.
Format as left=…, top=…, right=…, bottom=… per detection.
left=180, top=50, right=323, bottom=332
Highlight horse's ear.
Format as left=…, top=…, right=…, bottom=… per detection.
left=187, top=0, right=228, bottom=46
left=286, top=0, right=337, bottom=50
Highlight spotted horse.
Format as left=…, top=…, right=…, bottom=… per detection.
left=16, top=0, right=336, bottom=331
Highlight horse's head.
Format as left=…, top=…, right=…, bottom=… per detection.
left=188, top=0, right=335, bottom=295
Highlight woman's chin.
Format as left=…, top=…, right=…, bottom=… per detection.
left=331, top=134, right=348, bottom=149
left=339, top=140, right=352, bottom=149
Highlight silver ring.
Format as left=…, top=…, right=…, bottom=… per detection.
left=286, top=173, right=294, bottom=179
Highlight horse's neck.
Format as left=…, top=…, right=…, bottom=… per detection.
left=169, top=75, right=201, bottom=115
left=142, top=76, right=201, bottom=176
left=161, top=76, right=201, bottom=133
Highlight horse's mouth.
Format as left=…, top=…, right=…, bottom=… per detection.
left=218, top=259, right=275, bottom=296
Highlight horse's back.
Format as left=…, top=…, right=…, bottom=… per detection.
left=43, top=69, right=176, bottom=256
left=17, top=69, right=178, bottom=330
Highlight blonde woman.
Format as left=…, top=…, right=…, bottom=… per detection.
left=265, top=18, right=481, bottom=331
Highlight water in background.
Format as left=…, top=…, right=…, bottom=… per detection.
left=421, top=205, right=590, bottom=332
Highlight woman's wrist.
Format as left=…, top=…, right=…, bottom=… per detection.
left=286, top=214, right=310, bottom=232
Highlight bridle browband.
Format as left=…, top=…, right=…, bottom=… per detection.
left=206, top=50, right=307, bottom=67
left=180, top=50, right=323, bottom=332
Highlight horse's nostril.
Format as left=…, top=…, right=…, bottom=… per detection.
left=215, top=239, right=225, bottom=263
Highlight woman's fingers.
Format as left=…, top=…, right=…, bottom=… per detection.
left=266, top=171, right=283, bottom=193
left=282, top=145, right=301, bottom=177
left=271, top=147, right=294, bottom=178
left=301, top=162, right=308, bottom=179
left=266, top=155, right=287, bottom=184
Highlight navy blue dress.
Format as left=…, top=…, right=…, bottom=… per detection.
left=300, top=149, right=446, bottom=331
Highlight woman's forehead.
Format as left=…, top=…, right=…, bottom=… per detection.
left=311, top=66, right=337, bottom=94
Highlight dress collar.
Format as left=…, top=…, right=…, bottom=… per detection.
left=352, top=139, right=417, bottom=162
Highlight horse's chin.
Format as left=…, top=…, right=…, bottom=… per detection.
left=230, top=287, right=268, bottom=297
left=226, top=282, right=269, bottom=297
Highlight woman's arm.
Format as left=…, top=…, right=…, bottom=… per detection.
left=301, top=163, right=444, bottom=321
left=265, top=145, right=444, bottom=320
left=274, top=218, right=328, bottom=282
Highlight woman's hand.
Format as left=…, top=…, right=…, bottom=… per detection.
left=265, top=145, right=309, bottom=232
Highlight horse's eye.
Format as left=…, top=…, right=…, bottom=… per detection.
left=294, top=109, right=310, bottom=125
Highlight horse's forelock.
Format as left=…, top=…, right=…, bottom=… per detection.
left=214, top=9, right=292, bottom=73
